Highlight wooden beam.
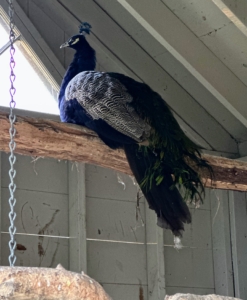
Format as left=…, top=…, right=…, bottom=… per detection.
left=0, top=111, right=246, bottom=192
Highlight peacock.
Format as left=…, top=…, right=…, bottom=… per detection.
left=59, top=23, right=212, bottom=237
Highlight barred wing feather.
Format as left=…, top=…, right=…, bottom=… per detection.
left=65, top=71, right=151, bottom=142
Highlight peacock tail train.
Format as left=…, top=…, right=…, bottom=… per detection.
left=118, top=73, right=213, bottom=236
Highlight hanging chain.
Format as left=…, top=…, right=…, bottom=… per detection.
left=8, top=0, right=17, bottom=267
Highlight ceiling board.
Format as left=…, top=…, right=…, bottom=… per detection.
left=117, top=0, right=247, bottom=127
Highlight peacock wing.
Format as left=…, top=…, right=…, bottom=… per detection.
left=65, top=71, right=151, bottom=143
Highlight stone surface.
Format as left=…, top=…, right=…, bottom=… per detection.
left=165, top=294, right=242, bottom=300
left=0, top=265, right=112, bottom=299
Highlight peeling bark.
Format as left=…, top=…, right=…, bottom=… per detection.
left=0, top=265, right=111, bottom=299
left=0, top=111, right=246, bottom=191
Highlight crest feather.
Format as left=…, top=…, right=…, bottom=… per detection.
left=79, top=22, right=92, bottom=35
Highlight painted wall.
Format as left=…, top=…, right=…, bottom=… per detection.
left=1, top=151, right=244, bottom=299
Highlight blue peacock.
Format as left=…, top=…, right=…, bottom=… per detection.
left=58, top=23, right=212, bottom=236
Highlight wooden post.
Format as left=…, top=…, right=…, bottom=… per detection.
left=68, top=162, right=87, bottom=273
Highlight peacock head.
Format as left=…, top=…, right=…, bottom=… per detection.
left=60, top=22, right=92, bottom=50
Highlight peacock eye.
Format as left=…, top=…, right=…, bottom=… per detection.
left=71, top=38, right=80, bottom=45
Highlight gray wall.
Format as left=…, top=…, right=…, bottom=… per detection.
left=1, top=151, right=245, bottom=299
left=1, top=153, right=69, bottom=268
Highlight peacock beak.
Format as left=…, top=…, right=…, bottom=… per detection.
left=60, top=41, right=70, bottom=48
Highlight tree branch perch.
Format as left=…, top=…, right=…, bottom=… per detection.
left=0, top=111, right=246, bottom=192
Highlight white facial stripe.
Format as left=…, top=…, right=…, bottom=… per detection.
left=71, top=38, right=79, bottom=45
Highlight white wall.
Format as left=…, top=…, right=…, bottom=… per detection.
left=1, top=151, right=247, bottom=299
left=1, top=153, right=69, bottom=268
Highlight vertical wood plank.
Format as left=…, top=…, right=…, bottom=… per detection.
left=0, top=153, right=2, bottom=265
left=157, top=228, right=166, bottom=299
left=229, top=191, right=239, bottom=297
left=145, top=205, right=158, bottom=300
left=211, top=189, right=234, bottom=297
left=145, top=201, right=166, bottom=299
left=229, top=190, right=247, bottom=299
left=68, top=162, right=87, bottom=273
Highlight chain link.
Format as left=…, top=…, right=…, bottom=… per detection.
left=8, top=0, right=17, bottom=267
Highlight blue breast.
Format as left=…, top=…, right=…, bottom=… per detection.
left=59, top=97, right=91, bottom=126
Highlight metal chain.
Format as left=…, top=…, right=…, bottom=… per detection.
left=8, top=0, right=17, bottom=267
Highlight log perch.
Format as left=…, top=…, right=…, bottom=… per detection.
left=0, top=264, right=111, bottom=299
left=0, top=111, right=246, bottom=191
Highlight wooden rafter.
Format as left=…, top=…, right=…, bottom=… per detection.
left=0, top=111, right=246, bottom=192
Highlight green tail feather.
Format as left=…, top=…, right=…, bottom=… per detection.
left=130, top=87, right=213, bottom=206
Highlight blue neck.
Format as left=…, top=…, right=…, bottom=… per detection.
left=58, top=49, right=96, bottom=105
